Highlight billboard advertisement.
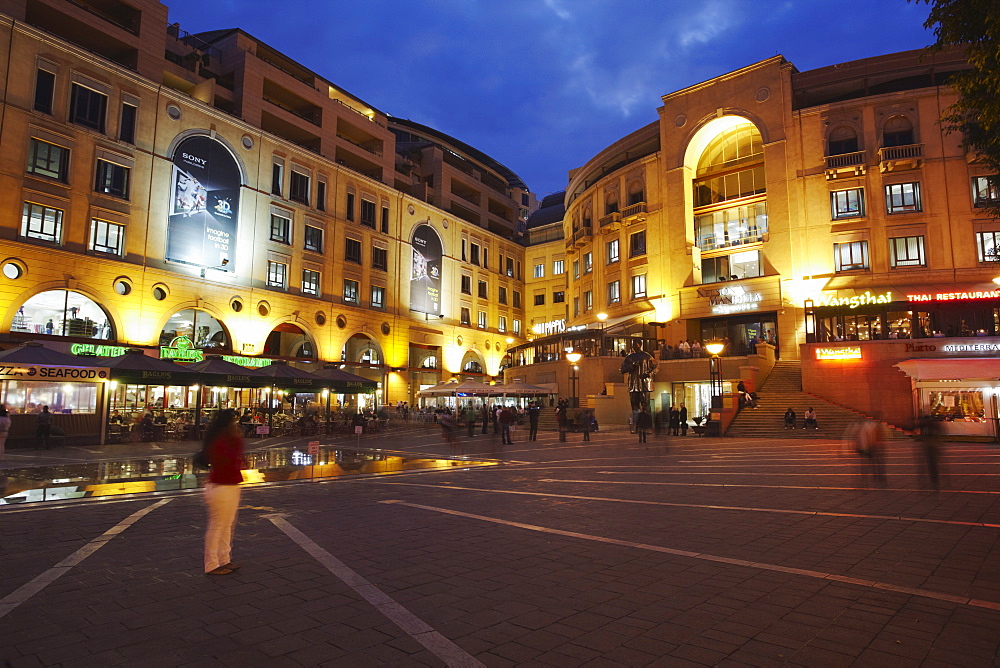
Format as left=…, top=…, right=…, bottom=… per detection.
left=409, top=224, right=442, bottom=315
left=165, top=135, right=241, bottom=271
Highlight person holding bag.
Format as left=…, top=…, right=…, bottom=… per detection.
left=202, top=409, right=246, bottom=576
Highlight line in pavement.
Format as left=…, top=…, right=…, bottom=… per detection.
left=0, top=498, right=172, bottom=620
left=381, top=499, right=1000, bottom=611
left=544, top=477, right=1000, bottom=496
left=267, top=515, right=485, bottom=668
left=381, top=481, right=1000, bottom=529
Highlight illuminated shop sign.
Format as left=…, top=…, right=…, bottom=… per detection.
left=165, top=134, right=242, bottom=273
left=0, top=365, right=108, bottom=380
left=70, top=343, right=128, bottom=357
left=942, top=343, right=1000, bottom=353
left=819, top=291, right=893, bottom=309
left=709, top=285, right=762, bottom=314
left=907, top=290, right=1000, bottom=302
left=221, top=355, right=272, bottom=368
left=815, top=347, right=862, bottom=360
left=159, top=335, right=204, bottom=362
left=532, top=319, right=566, bottom=335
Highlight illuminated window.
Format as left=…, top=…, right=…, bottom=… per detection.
left=498, top=316, right=507, bottom=333
left=460, top=307, right=471, bottom=326
left=889, top=236, right=925, bottom=268
left=27, top=138, right=68, bottom=181
left=606, top=239, right=619, bottom=264
left=553, top=260, right=564, bottom=275
left=478, top=311, right=487, bottom=329
left=533, top=263, right=545, bottom=278
left=701, top=250, right=762, bottom=284
left=302, top=269, right=320, bottom=295
left=607, top=280, right=620, bottom=304
left=371, top=285, right=385, bottom=309
left=693, top=122, right=765, bottom=207
left=975, top=231, right=1000, bottom=262
left=90, top=219, right=124, bottom=255
left=583, top=252, right=592, bottom=274
left=831, top=188, right=864, bottom=219
left=885, top=182, right=921, bottom=214
left=343, top=279, right=359, bottom=304
left=972, top=176, right=1000, bottom=208
left=694, top=202, right=768, bottom=251
left=513, top=319, right=521, bottom=335
left=631, top=274, right=647, bottom=299
left=266, top=260, right=287, bottom=288
left=834, top=240, right=869, bottom=272
left=506, top=257, right=515, bottom=277
left=584, top=290, right=593, bottom=311
left=21, top=202, right=63, bottom=243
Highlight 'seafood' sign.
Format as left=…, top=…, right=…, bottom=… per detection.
left=815, top=347, right=862, bottom=360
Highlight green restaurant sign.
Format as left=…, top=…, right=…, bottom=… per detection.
left=71, top=343, right=129, bottom=357
left=221, top=354, right=272, bottom=368
left=160, top=336, right=204, bottom=362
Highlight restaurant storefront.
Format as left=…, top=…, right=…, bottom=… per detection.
left=680, top=276, right=782, bottom=357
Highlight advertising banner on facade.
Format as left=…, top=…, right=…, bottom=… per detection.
left=165, top=135, right=241, bottom=271
left=409, top=224, right=442, bottom=315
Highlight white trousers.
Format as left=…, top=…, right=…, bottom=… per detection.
left=204, top=483, right=241, bottom=572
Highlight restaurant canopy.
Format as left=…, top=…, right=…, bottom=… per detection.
left=417, top=379, right=493, bottom=397
left=484, top=380, right=551, bottom=396
left=97, top=349, right=200, bottom=385
left=894, top=358, right=1000, bottom=381
left=310, top=364, right=378, bottom=394
left=0, top=341, right=93, bottom=367
left=184, top=355, right=271, bottom=387
left=254, top=360, right=327, bottom=391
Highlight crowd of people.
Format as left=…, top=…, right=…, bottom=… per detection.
left=656, top=331, right=777, bottom=361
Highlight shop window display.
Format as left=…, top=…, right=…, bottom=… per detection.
left=11, top=290, right=113, bottom=339
left=1, top=379, right=99, bottom=414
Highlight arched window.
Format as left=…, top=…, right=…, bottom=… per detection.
left=827, top=125, right=859, bottom=156
left=342, top=334, right=382, bottom=365
left=883, top=116, right=914, bottom=148
left=12, top=290, right=114, bottom=339
left=421, top=355, right=438, bottom=369
left=160, top=309, right=229, bottom=350
left=264, top=322, right=315, bottom=358
left=627, top=181, right=645, bottom=206
left=463, top=360, right=483, bottom=373
left=694, top=123, right=765, bottom=207
left=605, top=191, right=619, bottom=215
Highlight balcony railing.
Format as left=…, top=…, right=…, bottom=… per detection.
left=621, top=201, right=647, bottom=222
left=599, top=212, right=621, bottom=228
left=264, top=97, right=322, bottom=127
left=572, top=226, right=592, bottom=245
left=825, top=151, right=866, bottom=170
left=879, top=144, right=924, bottom=162
left=337, top=133, right=382, bottom=157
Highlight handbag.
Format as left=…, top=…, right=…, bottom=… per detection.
left=192, top=445, right=211, bottom=469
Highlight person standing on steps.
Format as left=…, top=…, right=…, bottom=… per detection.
left=636, top=404, right=653, bottom=443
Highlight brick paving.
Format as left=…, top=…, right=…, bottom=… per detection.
left=2, top=427, right=1000, bottom=666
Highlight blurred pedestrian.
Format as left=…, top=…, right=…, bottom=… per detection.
left=916, top=414, right=943, bottom=489
left=580, top=409, right=593, bottom=442
left=35, top=405, right=52, bottom=449
left=556, top=401, right=568, bottom=442
left=636, top=405, right=653, bottom=443
left=669, top=405, right=680, bottom=436
left=856, top=419, right=887, bottom=487
left=528, top=402, right=540, bottom=441
left=679, top=404, right=689, bottom=436
left=203, top=408, right=245, bottom=576
left=499, top=406, right=514, bottom=445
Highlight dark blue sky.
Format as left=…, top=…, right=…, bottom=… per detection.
left=165, top=0, right=936, bottom=198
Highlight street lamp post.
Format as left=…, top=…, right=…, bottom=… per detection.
left=704, top=340, right=725, bottom=436
left=565, top=349, right=582, bottom=408
left=596, top=312, right=608, bottom=355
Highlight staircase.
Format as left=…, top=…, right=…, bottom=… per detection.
left=725, top=360, right=909, bottom=440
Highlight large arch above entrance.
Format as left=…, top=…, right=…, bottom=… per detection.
left=11, top=289, right=114, bottom=339
left=159, top=308, right=231, bottom=351
left=264, top=322, right=316, bottom=359
left=460, top=349, right=486, bottom=376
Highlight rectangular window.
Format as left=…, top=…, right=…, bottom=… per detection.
left=478, top=280, right=488, bottom=299
left=470, top=243, right=481, bottom=266
left=271, top=162, right=283, bottom=197
left=381, top=204, right=389, bottom=234
left=517, top=261, right=522, bottom=280
left=316, top=181, right=327, bottom=211
left=629, top=231, right=647, bottom=257
left=343, top=279, right=359, bottom=304
left=975, top=231, right=1000, bottom=262
left=498, top=286, right=508, bottom=304
left=573, top=297, right=580, bottom=316
left=90, top=218, right=124, bottom=255
left=533, top=263, right=545, bottom=278
left=266, top=260, right=287, bottom=288
left=27, top=138, right=68, bottom=181
left=461, top=275, right=472, bottom=295
left=119, top=103, right=137, bottom=144
left=512, top=291, right=521, bottom=308
left=34, top=68, right=55, bottom=114
left=302, top=269, right=320, bottom=295
left=553, top=291, right=565, bottom=303
left=506, top=257, right=515, bottom=277
left=607, top=280, right=620, bottom=304
left=94, top=159, right=130, bottom=199
left=834, top=240, right=870, bottom=272
left=513, top=319, right=521, bottom=335
left=345, top=238, right=362, bottom=263
left=498, top=316, right=507, bottom=333
left=460, top=307, right=471, bottom=326
left=478, top=311, right=487, bottom=329
left=831, top=188, right=864, bottom=219
left=304, top=225, right=323, bottom=252
left=631, top=274, right=647, bottom=299
left=701, top=249, right=762, bottom=283
left=583, top=252, right=593, bottom=274
left=289, top=171, right=310, bottom=205
left=21, top=202, right=63, bottom=243
left=483, top=248, right=489, bottom=270
left=70, top=83, right=107, bottom=132
left=889, top=235, right=926, bottom=268
left=972, top=176, right=1000, bottom=208
left=360, top=198, right=376, bottom=228
left=573, top=259, right=580, bottom=279
left=584, top=290, right=593, bottom=311
left=345, top=191, right=355, bottom=221
left=885, top=182, right=922, bottom=214
left=534, top=294, right=545, bottom=306
left=372, top=246, right=388, bottom=271
left=270, top=213, right=291, bottom=244
left=462, top=239, right=467, bottom=262
left=371, top=285, right=385, bottom=309
left=607, top=239, right=620, bottom=264
left=553, top=259, right=565, bottom=275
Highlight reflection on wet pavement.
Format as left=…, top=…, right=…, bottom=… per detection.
left=0, top=445, right=498, bottom=505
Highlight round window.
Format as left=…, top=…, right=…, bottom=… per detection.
left=166, top=104, right=181, bottom=120
left=152, top=286, right=167, bottom=301
left=257, top=301, right=270, bottom=317
left=114, top=279, right=131, bottom=296
left=336, top=315, right=347, bottom=329
left=316, top=312, right=327, bottom=326
left=231, top=299, right=243, bottom=312
left=3, top=262, right=23, bottom=280
left=381, top=322, right=390, bottom=336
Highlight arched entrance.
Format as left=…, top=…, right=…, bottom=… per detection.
left=11, top=289, right=114, bottom=339
left=159, top=309, right=231, bottom=351
left=341, top=333, right=384, bottom=408
left=460, top=350, right=486, bottom=378
left=264, top=322, right=316, bottom=359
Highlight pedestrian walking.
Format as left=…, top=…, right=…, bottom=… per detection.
left=916, top=414, right=943, bottom=489
left=856, top=419, right=887, bottom=487
left=636, top=404, right=653, bottom=443
left=464, top=405, right=477, bottom=438
left=480, top=404, right=490, bottom=434
left=35, top=405, right=52, bottom=449
left=202, top=408, right=246, bottom=576
left=556, top=401, right=568, bottom=442
left=0, top=405, right=9, bottom=460
left=528, top=402, right=540, bottom=441
left=580, top=409, right=593, bottom=441
left=499, top=406, right=513, bottom=445
left=679, top=404, right=689, bottom=436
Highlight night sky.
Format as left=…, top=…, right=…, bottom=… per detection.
left=164, top=0, right=936, bottom=198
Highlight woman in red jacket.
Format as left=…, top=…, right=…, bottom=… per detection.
left=203, top=408, right=245, bottom=575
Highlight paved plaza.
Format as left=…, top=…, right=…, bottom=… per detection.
left=2, top=425, right=1000, bottom=666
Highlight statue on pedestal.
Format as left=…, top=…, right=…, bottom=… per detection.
left=619, top=341, right=658, bottom=411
